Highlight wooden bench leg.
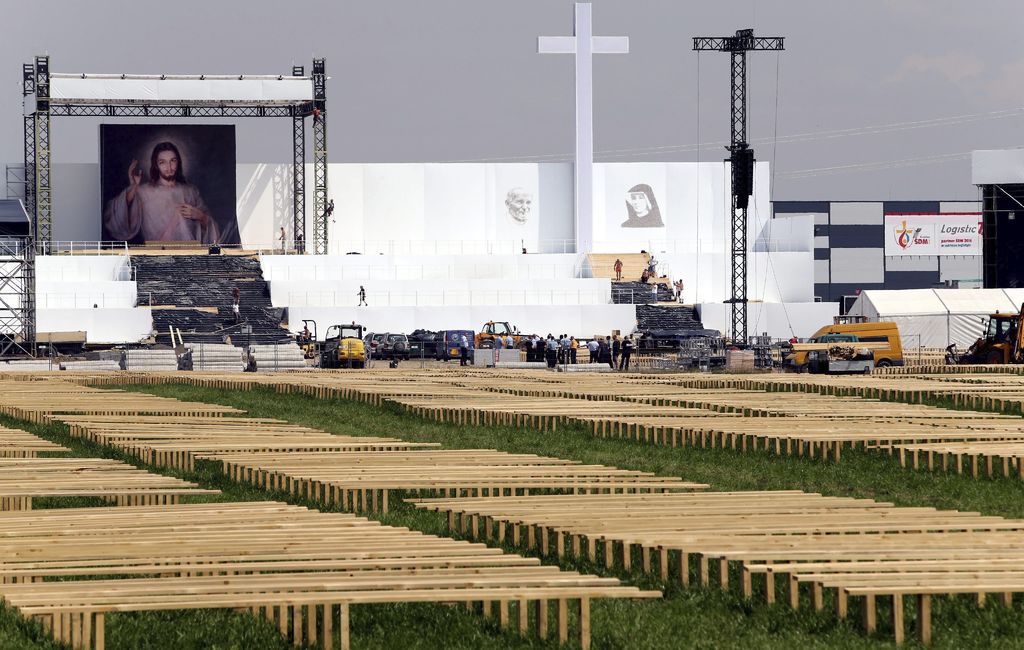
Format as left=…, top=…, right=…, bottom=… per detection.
left=579, top=598, right=591, bottom=650
left=892, top=594, right=904, bottom=645
left=557, top=598, right=568, bottom=644
left=340, top=603, right=350, bottom=650
left=536, top=599, right=549, bottom=639
left=306, top=604, right=317, bottom=646
left=916, top=594, right=931, bottom=646
left=292, top=604, right=302, bottom=647
left=323, top=604, right=334, bottom=650
left=94, top=613, right=105, bottom=650
left=863, top=594, right=876, bottom=635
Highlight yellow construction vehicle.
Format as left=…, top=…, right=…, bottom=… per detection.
left=475, top=321, right=526, bottom=349
left=320, top=323, right=367, bottom=369
left=957, top=305, right=1024, bottom=364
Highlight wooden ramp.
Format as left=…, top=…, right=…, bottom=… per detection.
left=587, top=253, right=649, bottom=282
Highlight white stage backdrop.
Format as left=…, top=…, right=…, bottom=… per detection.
left=43, top=161, right=784, bottom=262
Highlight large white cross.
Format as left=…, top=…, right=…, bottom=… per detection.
left=539, top=3, right=628, bottom=254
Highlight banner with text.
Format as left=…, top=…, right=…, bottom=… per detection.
left=884, top=213, right=981, bottom=256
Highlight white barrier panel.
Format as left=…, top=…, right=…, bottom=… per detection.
left=36, top=255, right=132, bottom=282
left=287, top=305, right=637, bottom=340
left=260, top=254, right=583, bottom=282
left=270, top=278, right=612, bottom=308
left=38, top=308, right=152, bottom=344
left=696, top=302, right=840, bottom=341
left=36, top=281, right=138, bottom=309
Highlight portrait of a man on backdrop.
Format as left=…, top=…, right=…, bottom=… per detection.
left=100, top=124, right=239, bottom=245
left=505, top=187, right=533, bottom=224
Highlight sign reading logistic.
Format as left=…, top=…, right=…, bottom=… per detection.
left=884, top=213, right=982, bottom=256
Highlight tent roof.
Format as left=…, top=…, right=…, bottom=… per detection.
left=934, top=288, right=1015, bottom=315
left=852, top=288, right=1021, bottom=318
left=852, top=289, right=945, bottom=316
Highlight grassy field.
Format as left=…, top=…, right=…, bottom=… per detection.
left=5, top=381, right=1024, bottom=648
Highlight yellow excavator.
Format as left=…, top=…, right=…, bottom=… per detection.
left=957, top=304, right=1024, bottom=364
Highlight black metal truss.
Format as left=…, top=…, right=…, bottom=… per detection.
left=0, top=238, right=36, bottom=358
left=33, top=111, right=52, bottom=251
left=32, top=56, right=52, bottom=252
left=311, top=58, right=329, bottom=255
left=692, top=35, right=785, bottom=52
left=694, top=29, right=784, bottom=345
left=292, top=112, right=306, bottom=254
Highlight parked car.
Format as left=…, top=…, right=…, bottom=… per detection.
left=382, top=334, right=410, bottom=361
left=363, top=332, right=388, bottom=359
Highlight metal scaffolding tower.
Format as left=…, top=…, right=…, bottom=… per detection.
left=694, top=29, right=784, bottom=344
left=311, top=58, right=329, bottom=255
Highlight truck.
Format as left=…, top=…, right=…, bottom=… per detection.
left=784, top=320, right=903, bottom=372
left=954, top=304, right=1024, bottom=364
left=796, top=334, right=876, bottom=375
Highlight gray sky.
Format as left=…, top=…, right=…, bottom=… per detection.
left=2, top=0, right=1023, bottom=200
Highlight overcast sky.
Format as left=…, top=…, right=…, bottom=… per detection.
left=2, top=0, right=1023, bottom=200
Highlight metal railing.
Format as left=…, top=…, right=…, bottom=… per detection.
left=40, top=241, right=130, bottom=255
left=286, top=288, right=613, bottom=307
left=264, top=262, right=580, bottom=282
left=36, top=292, right=142, bottom=309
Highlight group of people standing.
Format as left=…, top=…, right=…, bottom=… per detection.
left=517, top=333, right=635, bottom=370
left=522, top=334, right=577, bottom=367
left=585, top=335, right=635, bottom=371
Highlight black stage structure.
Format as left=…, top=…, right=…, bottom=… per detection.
left=21, top=55, right=330, bottom=255
left=980, top=183, right=1024, bottom=289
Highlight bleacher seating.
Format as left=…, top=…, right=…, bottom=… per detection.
left=132, top=255, right=290, bottom=345
left=635, top=304, right=705, bottom=332
left=611, top=281, right=674, bottom=304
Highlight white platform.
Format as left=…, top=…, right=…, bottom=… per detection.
left=697, top=302, right=840, bottom=341
left=34, top=255, right=153, bottom=344
left=38, top=308, right=153, bottom=344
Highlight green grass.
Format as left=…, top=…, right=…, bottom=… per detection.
left=6, top=382, right=1024, bottom=648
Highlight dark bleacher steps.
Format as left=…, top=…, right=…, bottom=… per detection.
left=611, top=281, right=674, bottom=304
left=635, top=304, right=704, bottom=332
left=133, top=254, right=289, bottom=345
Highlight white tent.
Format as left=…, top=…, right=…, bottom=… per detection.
left=848, top=288, right=1020, bottom=348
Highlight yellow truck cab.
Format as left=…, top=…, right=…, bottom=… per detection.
left=786, top=321, right=903, bottom=371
